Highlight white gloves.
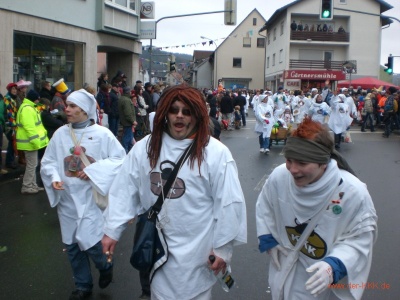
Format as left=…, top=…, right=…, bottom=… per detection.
left=305, top=261, right=333, bottom=296
left=267, top=245, right=288, bottom=270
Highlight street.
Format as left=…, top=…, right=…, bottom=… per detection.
left=1, top=112, right=399, bottom=300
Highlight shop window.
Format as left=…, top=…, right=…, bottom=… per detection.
left=233, top=58, right=242, bottom=68
left=14, top=33, right=83, bottom=92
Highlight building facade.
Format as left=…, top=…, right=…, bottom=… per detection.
left=259, top=0, right=393, bottom=92
left=0, top=0, right=142, bottom=92
left=213, top=9, right=267, bottom=90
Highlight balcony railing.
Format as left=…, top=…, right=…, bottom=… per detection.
left=289, top=60, right=345, bottom=70
left=290, top=31, right=350, bottom=42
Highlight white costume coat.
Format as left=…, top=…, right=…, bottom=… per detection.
left=104, top=133, right=247, bottom=299
left=255, top=102, right=275, bottom=138
left=40, top=124, right=126, bottom=250
left=256, top=161, right=377, bottom=300
left=328, top=97, right=353, bottom=134
left=309, top=102, right=331, bottom=124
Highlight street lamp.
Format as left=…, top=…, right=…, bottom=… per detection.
left=201, top=36, right=218, bottom=89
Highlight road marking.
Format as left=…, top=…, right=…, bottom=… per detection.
left=254, top=174, right=268, bottom=192
left=254, top=163, right=280, bottom=192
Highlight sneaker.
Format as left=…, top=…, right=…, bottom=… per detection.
left=31, top=185, right=44, bottom=192
left=99, top=266, right=113, bottom=289
left=259, top=148, right=265, bottom=153
left=69, top=289, right=92, bottom=300
left=264, top=148, right=270, bottom=154
left=21, top=187, right=39, bottom=194
left=139, top=293, right=151, bottom=300
left=0, top=169, right=8, bottom=175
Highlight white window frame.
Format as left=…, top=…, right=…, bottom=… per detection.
left=106, top=0, right=137, bottom=13
left=243, top=37, right=251, bottom=48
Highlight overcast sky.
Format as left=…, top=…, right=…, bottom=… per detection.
left=141, top=0, right=399, bottom=72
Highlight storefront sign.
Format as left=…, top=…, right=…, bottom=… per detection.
left=284, top=70, right=345, bottom=80
left=285, top=79, right=301, bottom=89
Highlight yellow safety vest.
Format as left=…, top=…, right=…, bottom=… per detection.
left=16, top=99, right=49, bottom=151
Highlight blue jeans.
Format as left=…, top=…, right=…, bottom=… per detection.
left=122, top=126, right=133, bottom=153
left=241, top=108, right=246, bottom=126
left=361, top=113, right=374, bottom=131
left=108, top=116, right=119, bottom=137
left=65, top=241, right=112, bottom=291
left=259, top=134, right=270, bottom=149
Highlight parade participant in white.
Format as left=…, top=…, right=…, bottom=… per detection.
left=102, top=84, right=247, bottom=300
left=272, top=87, right=287, bottom=111
left=308, top=94, right=331, bottom=125
left=256, top=118, right=377, bottom=300
left=255, top=95, right=275, bottom=153
left=328, top=93, right=353, bottom=149
left=40, top=89, right=126, bottom=299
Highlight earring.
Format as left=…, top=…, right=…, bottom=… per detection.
left=165, top=116, right=168, bottom=123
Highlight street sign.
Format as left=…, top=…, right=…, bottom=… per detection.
left=140, top=2, right=155, bottom=19
left=140, top=21, right=156, bottom=39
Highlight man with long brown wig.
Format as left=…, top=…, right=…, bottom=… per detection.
left=102, top=84, right=247, bottom=299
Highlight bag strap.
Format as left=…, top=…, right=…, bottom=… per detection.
left=151, top=143, right=193, bottom=215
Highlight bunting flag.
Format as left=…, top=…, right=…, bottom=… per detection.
left=140, top=33, right=252, bottom=52
left=141, top=35, right=241, bottom=52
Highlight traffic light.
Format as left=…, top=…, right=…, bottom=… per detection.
left=384, top=55, right=393, bottom=74
left=320, top=0, right=333, bottom=20
left=169, top=55, right=176, bottom=72
left=224, top=0, right=237, bottom=25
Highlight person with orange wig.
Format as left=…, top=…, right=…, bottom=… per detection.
left=102, top=84, right=247, bottom=299
left=256, top=117, right=377, bottom=300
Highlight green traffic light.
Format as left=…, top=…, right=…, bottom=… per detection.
left=386, top=68, right=393, bottom=74
left=322, top=10, right=331, bottom=18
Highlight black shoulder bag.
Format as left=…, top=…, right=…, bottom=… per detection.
left=130, top=143, right=193, bottom=277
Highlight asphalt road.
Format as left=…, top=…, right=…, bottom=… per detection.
left=0, top=113, right=399, bottom=300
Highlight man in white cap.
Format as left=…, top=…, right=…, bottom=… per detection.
left=40, top=89, right=126, bottom=300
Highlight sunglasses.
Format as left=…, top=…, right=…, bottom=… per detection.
left=168, top=106, right=192, bottom=116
